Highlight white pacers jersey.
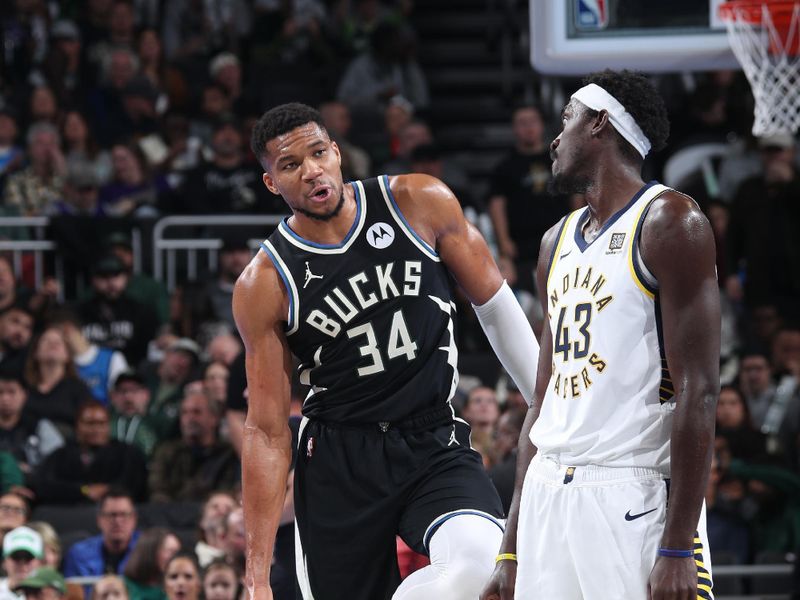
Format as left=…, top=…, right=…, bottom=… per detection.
left=530, top=181, right=675, bottom=474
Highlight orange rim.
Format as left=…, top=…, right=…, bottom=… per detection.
left=719, top=0, right=800, bottom=26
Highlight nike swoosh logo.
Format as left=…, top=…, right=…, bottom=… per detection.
left=560, top=250, right=572, bottom=259
left=625, top=508, right=657, bottom=521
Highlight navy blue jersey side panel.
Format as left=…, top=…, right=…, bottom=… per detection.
left=265, top=177, right=457, bottom=424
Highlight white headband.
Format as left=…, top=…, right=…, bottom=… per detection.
left=571, top=83, right=651, bottom=158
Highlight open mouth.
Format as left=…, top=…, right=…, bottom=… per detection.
left=309, top=186, right=331, bottom=202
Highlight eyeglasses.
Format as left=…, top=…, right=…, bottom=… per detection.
left=0, top=504, right=25, bottom=515
left=99, top=511, right=134, bottom=520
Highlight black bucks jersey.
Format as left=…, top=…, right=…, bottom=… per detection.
left=261, top=175, right=458, bottom=424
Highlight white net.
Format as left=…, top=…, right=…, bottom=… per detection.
left=721, top=2, right=800, bottom=135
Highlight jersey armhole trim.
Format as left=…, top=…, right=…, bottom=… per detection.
left=546, top=213, right=575, bottom=288
left=259, top=240, right=300, bottom=335
left=378, top=174, right=440, bottom=261
left=628, top=194, right=664, bottom=299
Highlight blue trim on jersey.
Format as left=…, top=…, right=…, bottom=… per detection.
left=632, top=199, right=659, bottom=296
left=278, top=181, right=361, bottom=249
left=381, top=174, right=439, bottom=257
left=259, top=242, right=295, bottom=330
left=545, top=215, right=570, bottom=281
left=423, top=510, right=504, bottom=552
left=573, top=180, right=658, bottom=253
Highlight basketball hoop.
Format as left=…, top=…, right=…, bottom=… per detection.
left=719, top=0, right=800, bottom=136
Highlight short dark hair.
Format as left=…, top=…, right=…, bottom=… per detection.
left=581, top=69, right=670, bottom=162
left=99, top=486, right=135, bottom=510
left=250, top=103, right=326, bottom=170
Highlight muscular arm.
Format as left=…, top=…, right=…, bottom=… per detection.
left=233, top=255, right=294, bottom=599
left=641, top=193, right=720, bottom=594
left=480, top=221, right=561, bottom=600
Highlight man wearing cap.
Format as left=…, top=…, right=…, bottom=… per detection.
left=13, top=567, right=65, bottom=600
left=140, top=338, right=201, bottom=439
left=727, top=132, right=800, bottom=315
left=104, top=232, right=169, bottom=325
left=76, top=255, right=160, bottom=366
left=109, top=370, right=159, bottom=457
left=0, top=527, right=43, bottom=600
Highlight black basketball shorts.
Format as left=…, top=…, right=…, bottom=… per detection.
left=292, top=417, right=504, bottom=600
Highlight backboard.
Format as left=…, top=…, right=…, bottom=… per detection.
left=530, top=0, right=740, bottom=75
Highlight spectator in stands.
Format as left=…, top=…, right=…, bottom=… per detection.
left=23, top=326, right=93, bottom=438
left=123, top=527, right=182, bottom=600
left=63, top=489, right=140, bottom=579
left=337, top=20, right=429, bottom=113
left=319, top=101, right=370, bottom=181
left=3, top=122, right=66, bottom=217
left=459, top=386, right=500, bottom=467
left=88, top=47, right=140, bottom=146
left=0, top=495, right=29, bottom=548
left=77, top=254, right=161, bottom=366
left=148, top=390, right=239, bottom=502
left=14, top=567, right=67, bottom=600
left=41, top=20, right=87, bottom=109
left=202, top=559, right=239, bottom=600
left=0, top=526, right=44, bottom=599
left=136, top=29, right=187, bottom=115
left=715, top=385, right=767, bottom=462
left=103, top=232, right=169, bottom=326
left=195, top=492, right=236, bottom=568
left=140, top=337, right=201, bottom=440
left=739, top=350, right=777, bottom=430
left=727, top=133, right=800, bottom=313
left=0, top=108, right=24, bottom=187
left=189, top=84, right=232, bottom=146
left=204, top=238, right=252, bottom=331
left=202, top=362, right=229, bottom=411
left=487, top=408, right=525, bottom=513
left=0, top=371, right=63, bottom=473
left=60, top=110, right=112, bottom=186
left=47, top=161, right=105, bottom=217
left=488, top=104, right=570, bottom=290
left=109, top=371, right=160, bottom=458
left=219, top=508, right=245, bottom=568
left=51, top=309, right=129, bottom=405
left=209, top=53, right=249, bottom=115
left=27, top=87, right=60, bottom=127
left=26, top=522, right=60, bottom=570
left=158, top=113, right=206, bottom=189
left=162, top=554, right=200, bottom=600
left=380, top=118, right=431, bottom=174
left=31, top=400, right=148, bottom=504
left=204, top=331, right=241, bottom=368
left=99, top=143, right=167, bottom=217
left=0, top=303, right=34, bottom=378
left=92, top=576, right=129, bottom=600
left=170, top=115, right=283, bottom=215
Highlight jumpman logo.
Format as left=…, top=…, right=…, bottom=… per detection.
left=447, top=426, right=460, bottom=447
left=304, top=262, right=323, bottom=288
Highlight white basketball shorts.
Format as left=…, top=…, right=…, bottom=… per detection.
left=515, top=454, right=713, bottom=600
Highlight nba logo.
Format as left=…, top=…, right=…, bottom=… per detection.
left=576, top=0, right=608, bottom=30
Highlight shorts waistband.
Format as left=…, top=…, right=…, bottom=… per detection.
left=310, top=405, right=454, bottom=434
left=531, top=454, right=665, bottom=486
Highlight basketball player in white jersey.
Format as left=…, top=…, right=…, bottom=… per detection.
left=481, top=70, right=720, bottom=600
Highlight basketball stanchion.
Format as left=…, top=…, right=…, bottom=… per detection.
left=719, top=0, right=800, bottom=135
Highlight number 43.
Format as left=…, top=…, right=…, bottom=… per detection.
left=347, top=309, right=418, bottom=376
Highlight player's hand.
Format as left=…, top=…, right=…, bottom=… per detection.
left=246, top=584, right=273, bottom=600
left=647, top=555, right=697, bottom=600
left=479, top=560, right=516, bottom=600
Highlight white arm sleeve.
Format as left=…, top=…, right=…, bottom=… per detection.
left=472, top=281, right=540, bottom=406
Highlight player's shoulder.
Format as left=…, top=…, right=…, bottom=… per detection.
left=645, top=188, right=710, bottom=237
left=232, top=251, right=286, bottom=330
left=388, top=173, right=454, bottom=207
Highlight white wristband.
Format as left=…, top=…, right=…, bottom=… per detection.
left=472, top=281, right=539, bottom=406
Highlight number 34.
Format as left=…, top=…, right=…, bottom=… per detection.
left=347, top=309, right=418, bottom=376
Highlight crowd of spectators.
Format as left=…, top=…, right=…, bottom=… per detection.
left=0, top=0, right=800, bottom=598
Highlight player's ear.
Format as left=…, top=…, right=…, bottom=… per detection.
left=331, top=140, right=341, bottom=166
left=263, top=172, right=279, bottom=195
left=590, top=109, right=611, bottom=137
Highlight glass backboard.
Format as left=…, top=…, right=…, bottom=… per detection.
left=531, top=0, right=740, bottom=74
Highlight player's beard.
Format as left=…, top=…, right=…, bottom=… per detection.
left=549, top=171, right=592, bottom=196
left=296, top=189, right=346, bottom=222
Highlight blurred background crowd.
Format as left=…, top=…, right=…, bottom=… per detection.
left=0, top=0, right=800, bottom=597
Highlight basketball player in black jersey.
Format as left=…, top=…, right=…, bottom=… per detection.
left=234, top=103, right=541, bottom=600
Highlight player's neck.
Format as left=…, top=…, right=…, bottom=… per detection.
left=289, top=185, right=357, bottom=245
left=582, top=163, right=645, bottom=227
